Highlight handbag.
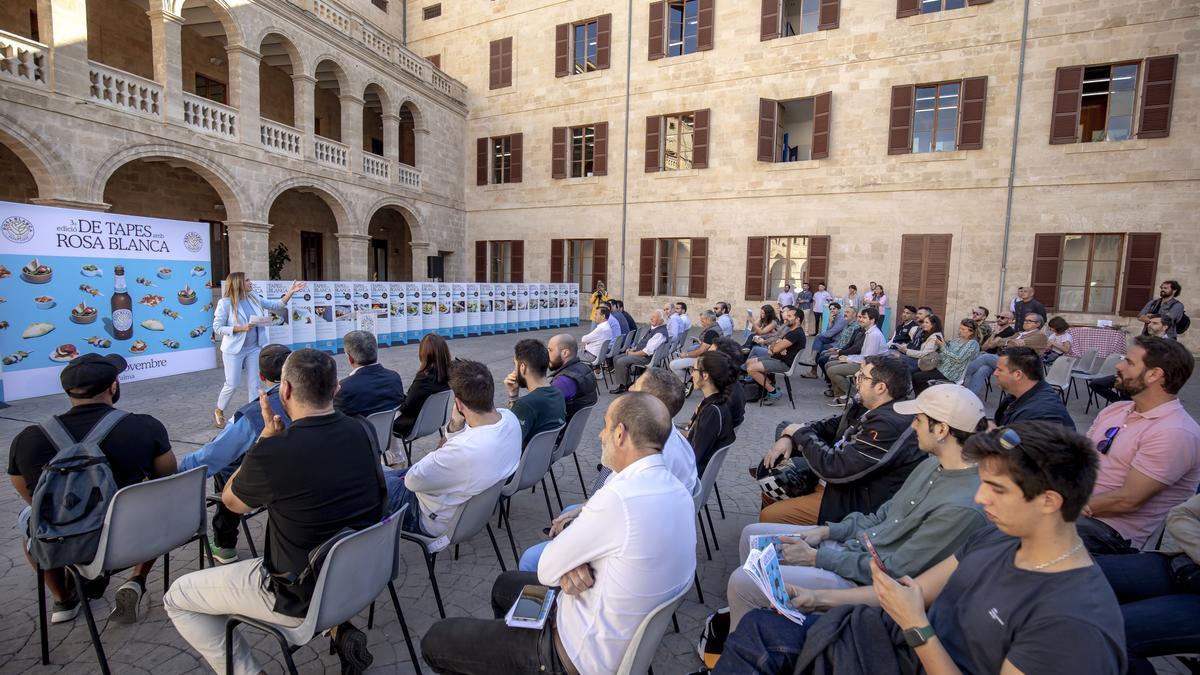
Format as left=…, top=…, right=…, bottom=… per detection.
left=918, top=350, right=942, bottom=372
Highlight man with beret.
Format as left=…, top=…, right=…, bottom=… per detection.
left=7, top=353, right=176, bottom=625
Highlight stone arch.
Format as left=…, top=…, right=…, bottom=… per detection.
left=309, top=54, right=351, bottom=92
left=397, top=97, right=428, bottom=131
left=257, top=29, right=305, bottom=127
left=255, top=28, right=306, bottom=76
left=168, top=0, right=244, bottom=48
left=89, top=144, right=249, bottom=222
left=0, top=112, right=70, bottom=199
left=259, top=176, right=352, bottom=233
left=363, top=198, right=422, bottom=281
left=362, top=197, right=425, bottom=242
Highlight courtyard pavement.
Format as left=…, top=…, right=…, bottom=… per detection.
left=1, top=326, right=1196, bottom=674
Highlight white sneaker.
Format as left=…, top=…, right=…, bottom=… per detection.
left=109, top=580, right=144, bottom=624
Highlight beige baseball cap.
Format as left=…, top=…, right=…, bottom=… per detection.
left=894, top=384, right=985, bottom=432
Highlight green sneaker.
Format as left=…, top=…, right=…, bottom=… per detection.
left=210, top=544, right=238, bottom=565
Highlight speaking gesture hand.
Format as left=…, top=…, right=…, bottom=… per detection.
left=258, top=392, right=284, bottom=439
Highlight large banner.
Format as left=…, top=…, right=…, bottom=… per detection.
left=405, top=282, right=420, bottom=342
left=370, top=282, right=391, bottom=345
left=0, top=202, right=216, bottom=401
left=451, top=283, right=467, bottom=338
left=466, top=283, right=481, bottom=336
left=421, top=282, right=438, bottom=336
left=389, top=282, right=405, bottom=345
left=310, top=281, right=337, bottom=352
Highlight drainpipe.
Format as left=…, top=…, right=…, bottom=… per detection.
left=997, top=0, right=1032, bottom=310
left=619, top=0, right=634, bottom=297
left=401, top=0, right=408, bottom=45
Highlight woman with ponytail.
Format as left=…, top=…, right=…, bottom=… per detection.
left=687, top=351, right=739, bottom=476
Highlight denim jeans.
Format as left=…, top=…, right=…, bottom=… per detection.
left=1078, top=516, right=1137, bottom=555
left=964, top=353, right=999, bottom=400
left=1098, top=552, right=1200, bottom=675
left=714, top=608, right=812, bottom=674
left=383, top=468, right=429, bottom=536
left=810, top=335, right=832, bottom=356
left=519, top=504, right=582, bottom=572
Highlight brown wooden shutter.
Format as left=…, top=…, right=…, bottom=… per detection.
left=550, top=239, right=565, bottom=282
left=475, top=240, right=487, bottom=281
left=427, top=54, right=440, bottom=69
left=897, top=236, right=924, bottom=314
left=818, top=0, right=840, bottom=30
left=596, top=14, right=612, bottom=70
left=510, top=240, right=524, bottom=283
left=923, top=235, right=952, bottom=317
left=554, top=23, right=570, bottom=77
left=760, top=0, right=779, bottom=41
left=956, top=76, right=987, bottom=150
left=476, top=137, right=489, bottom=185
left=648, top=1, right=665, bottom=60
left=1120, top=234, right=1161, bottom=316
left=489, top=39, right=502, bottom=89
left=1031, top=234, right=1063, bottom=312
left=551, top=127, right=568, bottom=179
left=692, top=109, right=711, bottom=169
left=888, top=85, right=914, bottom=155
left=638, top=238, right=656, bottom=296
left=689, top=238, right=708, bottom=298
left=499, top=37, right=513, bottom=88
left=697, top=0, right=715, bottom=51
left=510, top=133, right=523, bottom=183
left=1049, top=66, right=1083, bottom=145
left=896, top=0, right=920, bottom=18
left=645, top=115, right=662, bottom=172
left=757, top=98, right=778, bottom=162
left=806, top=235, right=829, bottom=290
left=1137, top=54, right=1177, bottom=139
left=811, top=92, right=832, bottom=160
left=592, top=238, right=608, bottom=288
left=593, top=122, right=609, bottom=176
left=745, top=236, right=767, bottom=300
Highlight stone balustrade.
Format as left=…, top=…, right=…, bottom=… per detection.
left=88, top=61, right=162, bottom=119
left=0, top=31, right=47, bottom=88
left=183, top=92, right=238, bottom=140
left=363, top=153, right=390, bottom=181
left=315, top=136, right=349, bottom=168
left=396, top=164, right=421, bottom=190
left=260, top=119, right=304, bottom=157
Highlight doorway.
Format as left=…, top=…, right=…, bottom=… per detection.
left=300, top=231, right=324, bottom=281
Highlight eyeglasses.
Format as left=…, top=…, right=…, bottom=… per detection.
left=1097, top=426, right=1121, bottom=454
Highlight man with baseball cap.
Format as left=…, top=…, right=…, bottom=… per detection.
left=7, top=353, right=175, bottom=625
left=724, top=384, right=988, bottom=633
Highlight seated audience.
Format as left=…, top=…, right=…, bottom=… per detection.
left=670, top=310, right=721, bottom=383
left=547, top=333, right=598, bottom=420
left=825, top=307, right=887, bottom=402
left=759, top=354, right=925, bottom=526
left=814, top=307, right=862, bottom=388
left=747, top=306, right=806, bottom=405
left=718, top=422, right=1126, bottom=675
left=888, top=305, right=920, bottom=349
left=688, top=351, right=739, bottom=476
left=615, top=299, right=638, bottom=335
left=911, top=318, right=981, bottom=393
left=992, top=347, right=1076, bottom=430
left=714, top=301, right=735, bottom=336
left=963, top=313, right=1048, bottom=399
left=384, top=359, right=522, bottom=537
left=1088, top=314, right=1174, bottom=406
left=165, top=348, right=385, bottom=674
left=579, top=306, right=614, bottom=363
left=9, top=353, right=174, bottom=624
left=505, top=339, right=567, bottom=444
left=971, top=306, right=993, bottom=343
left=420, top=393, right=696, bottom=675
left=390, top=332, right=451, bottom=444
left=899, top=313, right=944, bottom=368
left=606, top=301, right=626, bottom=337
left=332, top=330, right=405, bottom=417
left=180, top=344, right=292, bottom=564
left=744, top=304, right=781, bottom=356
left=726, top=385, right=988, bottom=631
left=610, top=310, right=669, bottom=394
left=979, top=310, right=1017, bottom=354
left=1043, top=316, right=1073, bottom=364
left=1077, top=336, right=1200, bottom=554
left=711, top=338, right=748, bottom=428
left=667, top=300, right=692, bottom=339
left=807, top=302, right=845, bottom=360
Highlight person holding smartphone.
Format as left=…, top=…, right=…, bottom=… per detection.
left=717, top=421, right=1126, bottom=675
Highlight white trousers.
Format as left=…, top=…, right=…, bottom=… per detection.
left=216, top=347, right=261, bottom=411
left=669, top=357, right=696, bottom=383
left=164, top=558, right=303, bottom=675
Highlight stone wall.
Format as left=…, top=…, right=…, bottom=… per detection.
left=259, top=61, right=295, bottom=126
left=0, top=142, right=39, bottom=203
left=267, top=190, right=342, bottom=281
left=180, top=23, right=230, bottom=99
left=0, top=0, right=37, bottom=39
left=86, top=0, right=154, bottom=80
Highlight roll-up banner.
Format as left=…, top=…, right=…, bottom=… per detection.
left=310, top=281, right=337, bottom=352
left=466, top=284, right=481, bottom=336
left=420, top=282, right=438, bottom=336
left=437, top=284, right=452, bottom=336
left=496, top=284, right=509, bottom=332
left=451, top=283, right=467, bottom=338
left=405, top=282, right=420, bottom=342
left=389, top=282, right=406, bottom=345
left=517, top=284, right=530, bottom=330
left=289, top=288, right=316, bottom=350
left=568, top=284, right=580, bottom=325
left=481, top=283, right=495, bottom=334
left=537, top=283, right=550, bottom=329
left=530, top=285, right=541, bottom=332
left=334, top=282, right=355, bottom=351
left=370, top=282, right=391, bottom=346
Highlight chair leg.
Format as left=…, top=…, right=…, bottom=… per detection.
left=501, top=503, right=520, bottom=565
left=36, top=565, right=49, bottom=665
left=200, top=534, right=216, bottom=568
left=279, top=643, right=300, bottom=675
left=73, top=570, right=111, bottom=675
left=785, top=376, right=795, bottom=410
left=241, top=517, right=258, bottom=558
left=705, top=505, right=719, bottom=551
left=672, top=612, right=680, bottom=634
left=698, top=512, right=712, bottom=561
left=423, top=551, right=446, bottom=619
left=540, top=479, right=555, bottom=521
left=225, top=619, right=240, bottom=675
left=163, top=551, right=170, bottom=594
left=403, top=439, right=413, bottom=464
left=694, top=570, right=705, bottom=604
left=454, top=544, right=460, bottom=561
left=486, top=524, right=508, bottom=572
left=388, top=582, right=423, bottom=674
left=367, top=601, right=375, bottom=630
left=573, top=453, right=589, bottom=499
left=549, top=467, right=564, bottom=511
left=714, top=483, right=726, bottom=519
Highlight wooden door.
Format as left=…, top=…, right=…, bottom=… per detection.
left=300, top=231, right=323, bottom=281
left=898, top=234, right=952, bottom=318
left=371, top=238, right=388, bottom=281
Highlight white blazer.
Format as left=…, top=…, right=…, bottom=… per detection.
left=213, top=293, right=286, bottom=354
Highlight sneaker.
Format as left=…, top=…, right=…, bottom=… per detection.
left=763, top=388, right=782, bottom=406
left=333, top=622, right=374, bottom=675
left=828, top=396, right=847, bottom=407
left=108, top=580, right=144, bottom=624
left=210, top=543, right=239, bottom=565
left=50, top=595, right=79, bottom=624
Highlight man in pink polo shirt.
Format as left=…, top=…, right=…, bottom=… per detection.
left=1077, top=336, right=1200, bottom=554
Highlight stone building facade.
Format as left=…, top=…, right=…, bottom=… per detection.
left=407, top=0, right=1199, bottom=345
left=0, top=0, right=468, bottom=284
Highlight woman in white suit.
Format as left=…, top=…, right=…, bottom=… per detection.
left=212, top=272, right=305, bottom=428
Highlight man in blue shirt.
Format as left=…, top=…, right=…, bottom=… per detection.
left=804, top=302, right=845, bottom=377
left=993, top=347, right=1076, bottom=430
left=714, top=302, right=735, bottom=337
left=180, top=344, right=292, bottom=563
left=607, top=301, right=626, bottom=337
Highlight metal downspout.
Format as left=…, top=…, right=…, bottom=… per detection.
left=998, top=0, right=1033, bottom=310
left=619, top=0, right=634, bottom=297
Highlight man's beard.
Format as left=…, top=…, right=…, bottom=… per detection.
left=1161, top=290, right=1171, bottom=298
left=1115, top=371, right=1147, bottom=397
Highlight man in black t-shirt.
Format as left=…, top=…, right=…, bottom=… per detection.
left=718, top=421, right=1126, bottom=675
left=8, top=353, right=175, bottom=626
left=747, top=305, right=806, bottom=405
left=505, top=338, right=567, bottom=445
left=164, top=348, right=385, bottom=675
left=668, top=310, right=721, bottom=386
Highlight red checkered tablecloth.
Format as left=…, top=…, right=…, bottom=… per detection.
left=1068, top=327, right=1129, bottom=359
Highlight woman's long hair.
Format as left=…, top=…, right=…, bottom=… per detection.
left=696, top=351, right=737, bottom=404
left=418, top=333, right=451, bottom=383
left=222, top=272, right=250, bottom=313
left=925, top=314, right=945, bottom=338
left=758, top=304, right=778, bottom=329
left=960, top=318, right=982, bottom=343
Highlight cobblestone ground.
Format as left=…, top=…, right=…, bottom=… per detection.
left=1, top=327, right=1196, bottom=674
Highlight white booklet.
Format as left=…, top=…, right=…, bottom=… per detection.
left=742, top=543, right=806, bottom=625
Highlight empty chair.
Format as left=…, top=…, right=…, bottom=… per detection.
left=498, top=425, right=565, bottom=562
left=1075, top=353, right=1123, bottom=414
left=615, top=585, right=692, bottom=675
left=548, top=404, right=598, bottom=506
left=1043, top=356, right=1078, bottom=404
left=692, top=443, right=733, bottom=604
left=588, top=338, right=611, bottom=373
left=1067, top=348, right=1099, bottom=399
left=396, top=389, right=453, bottom=464
left=364, top=405, right=400, bottom=457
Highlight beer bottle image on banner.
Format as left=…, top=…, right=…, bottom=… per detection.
left=112, top=265, right=134, bottom=340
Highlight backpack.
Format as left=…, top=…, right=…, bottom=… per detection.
left=28, top=410, right=127, bottom=569
left=1177, top=312, right=1191, bottom=335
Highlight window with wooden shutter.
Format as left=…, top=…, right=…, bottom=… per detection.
left=645, top=115, right=662, bottom=172
left=475, top=241, right=487, bottom=282
left=956, top=76, right=987, bottom=150
left=489, top=37, right=512, bottom=90
left=763, top=0, right=830, bottom=38
left=596, top=14, right=612, bottom=69
left=1120, top=234, right=1160, bottom=316
left=648, top=1, right=666, bottom=60
left=757, top=99, right=779, bottom=162
left=807, top=235, right=829, bottom=290
left=697, top=0, right=714, bottom=51
left=593, top=238, right=608, bottom=287
left=489, top=40, right=501, bottom=89
left=760, top=0, right=780, bottom=40
left=1031, top=234, right=1063, bottom=312
left=888, top=85, right=914, bottom=155
left=898, top=234, right=952, bottom=317
left=638, top=238, right=656, bottom=295
left=510, top=240, right=524, bottom=283
left=569, top=125, right=596, bottom=177
left=745, top=236, right=768, bottom=300
left=1049, top=66, right=1083, bottom=144
left=550, top=239, right=565, bottom=282
left=509, top=132, right=522, bottom=183
left=476, top=137, right=488, bottom=185
left=593, top=122, right=609, bottom=176
left=689, top=238, right=708, bottom=298
left=692, top=109, right=710, bottom=169
left=817, top=0, right=840, bottom=30
left=554, top=24, right=570, bottom=77
left=812, top=92, right=832, bottom=159
left=1137, top=54, right=1177, bottom=139
left=552, top=127, right=568, bottom=179
left=896, top=0, right=920, bottom=18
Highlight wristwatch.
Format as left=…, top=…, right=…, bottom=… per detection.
left=903, top=625, right=936, bottom=648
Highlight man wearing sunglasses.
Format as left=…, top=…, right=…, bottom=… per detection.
left=1076, top=336, right=1200, bottom=555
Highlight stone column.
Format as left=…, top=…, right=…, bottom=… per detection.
left=147, top=8, right=185, bottom=124
left=382, top=112, right=400, bottom=163
left=292, top=74, right=316, bottom=159
left=38, top=0, right=89, bottom=98
left=340, top=94, right=364, bottom=174
left=225, top=221, right=272, bottom=280
left=336, top=232, right=371, bottom=281
left=410, top=240, right=435, bottom=281
left=226, top=44, right=261, bottom=147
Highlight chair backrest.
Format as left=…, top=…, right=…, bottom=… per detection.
left=594, top=339, right=612, bottom=362
left=615, top=584, right=691, bottom=675
left=82, top=466, right=208, bottom=576
left=694, top=444, right=733, bottom=514
left=647, top=340, right=672, bottom=368
left=404, top=388, right=454, bottom=442
left=309, top=515, right=400, bottom=635
left=1095, top=353, right=1123, bottom=377
left=1073, top=348, right=1099, bottom=374
left=448, top=478, right=508, bottom=546
left=364, top=406, right=399, bottom=453
left=606, top=335, right=624, bottom=360
left=1044, top=356, right=1077, bottom=388
left=504, top=426, right=564, bottom=496
left=553, top=404, right=597, bottom=463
